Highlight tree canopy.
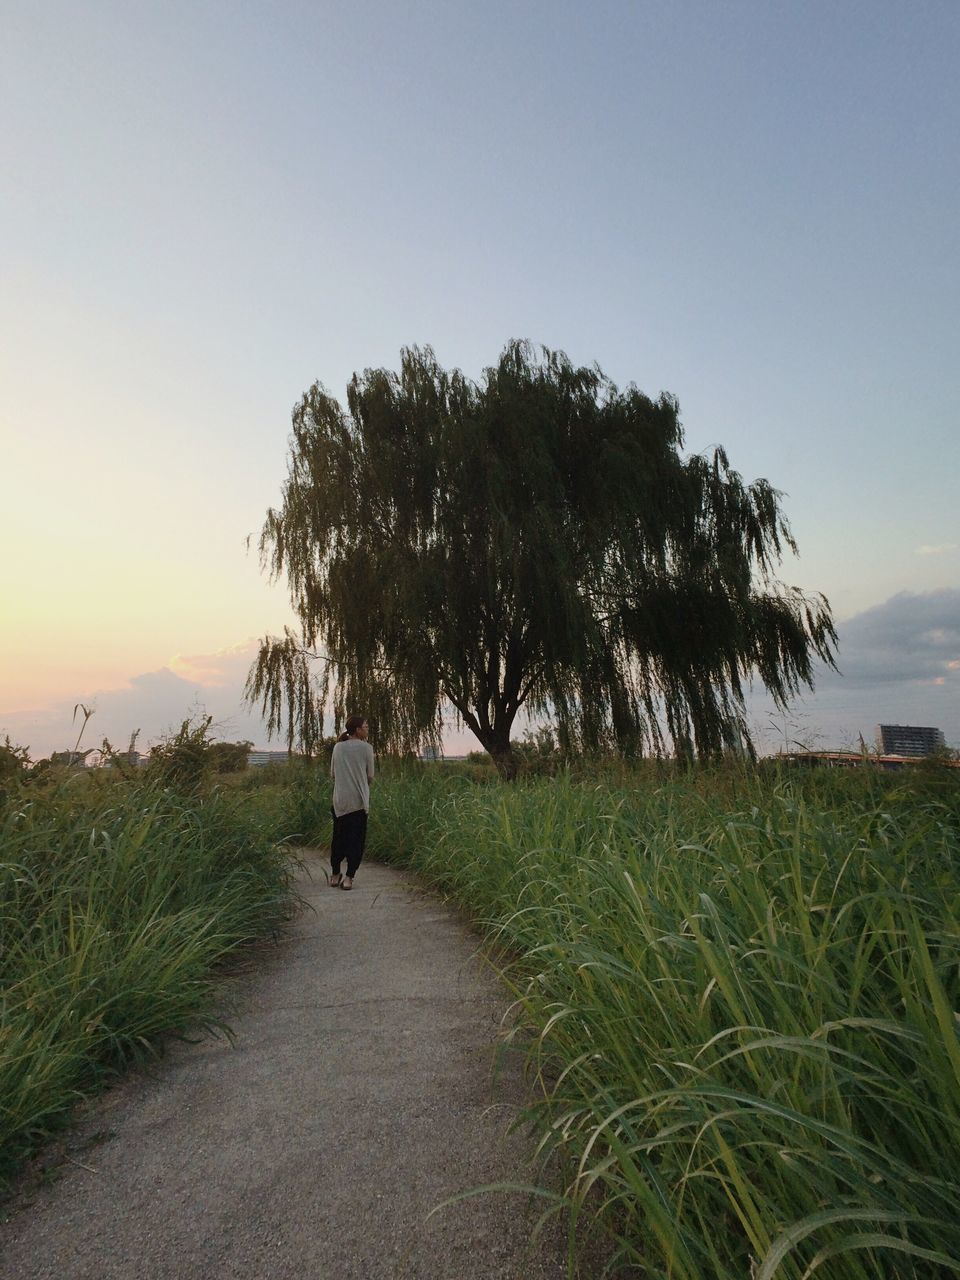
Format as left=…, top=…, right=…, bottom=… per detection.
left=246, top=341, right=836, bottom=776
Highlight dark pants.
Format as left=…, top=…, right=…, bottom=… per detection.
left=330, top=807, right=368, bottom=878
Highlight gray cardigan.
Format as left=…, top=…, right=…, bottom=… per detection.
left=330, top=739, right=375, bottom=816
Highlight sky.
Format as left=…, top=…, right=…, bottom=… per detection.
left=2, top=0, right=958, bottom=759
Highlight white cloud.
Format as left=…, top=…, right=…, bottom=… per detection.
left=915, top=543, right=957, bottom=556
left=169, top=639, right=262, bottom=686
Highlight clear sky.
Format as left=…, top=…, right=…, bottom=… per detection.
left=2, top=0, right=958, bottom=757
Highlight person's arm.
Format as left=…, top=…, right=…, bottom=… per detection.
left=367, top=743, right=375, bottom=782
left=330, top=744, right=337, bottom=780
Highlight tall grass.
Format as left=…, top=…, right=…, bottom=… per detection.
left=0, top=773, right=298, bottom=1187
left=370, top=765, right=960, bottom=1278
left=6, top=755, right=958, bottom=1277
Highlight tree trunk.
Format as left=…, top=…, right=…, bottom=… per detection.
left=474, top=729, right=517, bottom=781
left=490, top=745, right=518, bottom=782
left=457, top=702, right=519, bottom=782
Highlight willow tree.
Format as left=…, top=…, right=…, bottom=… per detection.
left=246, top=341, right=836, bottom=778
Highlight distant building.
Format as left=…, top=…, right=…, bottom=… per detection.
left=876, top=724, right=945, bottom=758
left=50, top=749, right=94, bottom=768
left=248, top=749, right=298, bottom=767
left=782, top=750, right=959, bottom=772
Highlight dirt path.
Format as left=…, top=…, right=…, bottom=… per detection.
left=1, top=855, right=574, bottom=1280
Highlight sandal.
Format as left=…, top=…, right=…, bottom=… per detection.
left=329, top=873, right=343, bottom=888
left=341, top=876, right=354, bottom=891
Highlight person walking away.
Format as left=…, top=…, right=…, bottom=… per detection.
left=329, top=715, right=374, bottom=890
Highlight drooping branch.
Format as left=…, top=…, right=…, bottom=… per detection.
left=244, top=629, right=329, bottom=756
left=246, top=341, right=837, bottom=772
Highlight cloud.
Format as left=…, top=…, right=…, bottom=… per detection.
left=748, top=589, right=960, bottom=750
left=915, top=543, right=957, bottom=556
left=169, top=639, right=262, bottom=686
left=1, top=640, right=276, bottom=760
left=6, top=596, right=960, bottom=762
left=824, top=589, right=960, bottom=688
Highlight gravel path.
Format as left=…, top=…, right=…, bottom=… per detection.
left=1, top=854, right=576, bottom=1280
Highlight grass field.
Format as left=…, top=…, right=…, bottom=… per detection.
left=0, top=770, right=299, bottom=1187
left=369, top=763, right=960, bottom=1279
left=3, top=759, right=959, bottom=1278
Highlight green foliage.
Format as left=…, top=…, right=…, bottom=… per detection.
left=147, top=716, right=217, bottom=788
left=0, top=736, right=30, bottom=789
left=369, top=766, right=960, bottom=1278
left=247, top=341, right=836, bottom=777
left=208, top=739, right=254, bottom=773
left=511, top=724, right=566, bottom=776
left=916, top=743, right=960, bottom=771
left=147, top=718, right=253, bottom=788
left=0, top=771, right=298, bottom=1187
